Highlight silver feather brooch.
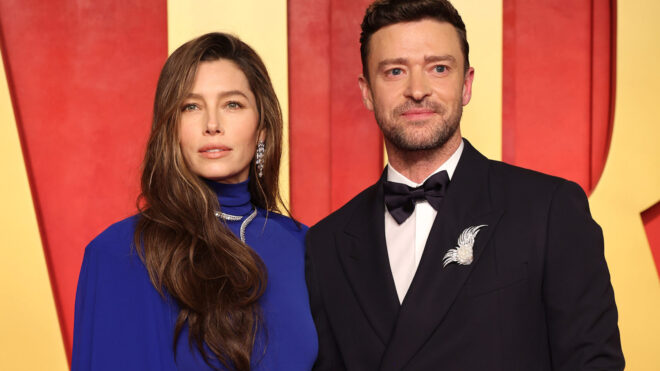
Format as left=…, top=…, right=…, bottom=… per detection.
left=443, top=225, right=487, bottom=267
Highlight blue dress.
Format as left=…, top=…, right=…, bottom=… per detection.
left=72, top=180, right=318, bottom=370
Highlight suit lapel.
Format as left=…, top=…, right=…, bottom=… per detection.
left=379, top=141, right=504, bottom=370
left=336, top=171, right=401, bottom=345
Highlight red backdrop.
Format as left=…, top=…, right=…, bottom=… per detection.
left=289, top=0, right=383, bottom=226
left=0, top=0, right=167, bottom=360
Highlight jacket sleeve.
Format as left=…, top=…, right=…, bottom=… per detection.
left=305, top=229, right=346, bottom=371
left=543, top=180, right=625, bottom=370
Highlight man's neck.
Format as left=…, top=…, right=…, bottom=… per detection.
left=386, top=134, right=462, bottom=184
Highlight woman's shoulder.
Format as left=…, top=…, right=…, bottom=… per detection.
left=260, top=210, right=308, bottom=235
left=86, top=214, right=141, bottom=257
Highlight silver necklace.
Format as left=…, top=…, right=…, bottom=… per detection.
left=214, top=206, right=257, bottom=243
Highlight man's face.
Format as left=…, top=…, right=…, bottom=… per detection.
left=359, top=19, right=474, bottom=152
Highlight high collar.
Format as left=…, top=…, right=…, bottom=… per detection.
left=205, top=179, right=253, bottom=216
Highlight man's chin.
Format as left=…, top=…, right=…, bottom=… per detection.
left=387, top=128, right=460, bottom=152
left=388, top=137, right=445, bottom=152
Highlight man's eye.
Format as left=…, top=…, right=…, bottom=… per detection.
left=388, top=68, right=403, bottom=76
left=434, top=65, right=447, bottom=73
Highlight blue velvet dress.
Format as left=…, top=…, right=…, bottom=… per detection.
left=72, top=180, right=318, bottom=370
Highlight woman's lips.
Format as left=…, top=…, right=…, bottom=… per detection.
left=199, top=145, right=231, bottom=159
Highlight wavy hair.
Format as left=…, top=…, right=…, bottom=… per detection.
left=134, top=32, right=285, bottom=370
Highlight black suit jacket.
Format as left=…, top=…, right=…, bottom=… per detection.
left=305, top=140, right=624, bottom=370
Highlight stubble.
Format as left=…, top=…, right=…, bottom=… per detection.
left=374, top=99, right=462, bottom=152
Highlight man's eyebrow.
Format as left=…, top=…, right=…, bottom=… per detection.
left=425, top=55, right=457, bottom=64
left=184, top=90, right=249, bottom=99
left=377, top=55, right=458, bottom=70
left=377, top=58, right=408, bottom=70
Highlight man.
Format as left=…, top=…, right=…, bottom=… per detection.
left=305, top=0, right=625, bottom=370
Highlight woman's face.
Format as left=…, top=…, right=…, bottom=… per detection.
left=178, top=59, right=263, bottom=184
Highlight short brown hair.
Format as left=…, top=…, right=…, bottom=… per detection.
left=360, top=0, right=470, bottom=80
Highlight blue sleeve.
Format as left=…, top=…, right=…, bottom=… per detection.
left=72, top=245, right=95, bottom=370
left=72, top=221, right=177, bottom=371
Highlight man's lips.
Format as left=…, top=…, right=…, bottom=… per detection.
left=199, top=145, right=231, bottom=159
left=401, top=109, right=436, bottom=120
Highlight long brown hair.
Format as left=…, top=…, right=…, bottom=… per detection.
left=134, top=32, right=285, bottom=370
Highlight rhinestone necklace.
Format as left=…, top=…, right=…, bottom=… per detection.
left=214, top=206, right=257, bottom=243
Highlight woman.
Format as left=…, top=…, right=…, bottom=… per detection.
left=72, top=33, right=317, bottom=370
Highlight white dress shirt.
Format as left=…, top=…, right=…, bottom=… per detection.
left=385, top=140, right=464, bottom=303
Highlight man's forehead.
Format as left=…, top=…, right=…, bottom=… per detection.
left=368, top=19, right=462, bottom=59
left=370, top=19, right=460, bottom=51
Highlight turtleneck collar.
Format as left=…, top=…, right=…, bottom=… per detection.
left=204, top=179, right=253, bottom=216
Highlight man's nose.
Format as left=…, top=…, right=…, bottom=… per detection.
left=405, top=69, right=431, bottom=101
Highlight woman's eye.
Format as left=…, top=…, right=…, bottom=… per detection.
left=227, top=101, right=242, bottom=109
left=434, top=65, right=447, bottom=73
left=181, top=103, right=198, bottom=112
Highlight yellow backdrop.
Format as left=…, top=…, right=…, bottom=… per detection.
left=0, top=46, right=69, bottom=371
left=589, top=0, right=660, bottom=368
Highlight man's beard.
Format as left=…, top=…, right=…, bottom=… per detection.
left=375, top=99, right=462, bottom=152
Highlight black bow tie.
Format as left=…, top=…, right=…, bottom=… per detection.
left=383, top=170, right=450, bottom=224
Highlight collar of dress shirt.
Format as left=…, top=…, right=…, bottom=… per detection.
left=387, top=139, right=464, bottom=187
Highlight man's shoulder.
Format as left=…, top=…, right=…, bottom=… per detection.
left=485, top=157, right=588, bottom=205
left=309, top=181, right=380, bottom=235
left=489, top=159, right=563, bottom=186
left=463, top=139, right=568, bottom=195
